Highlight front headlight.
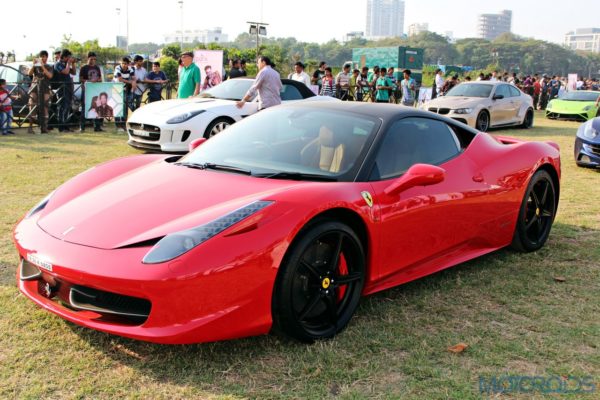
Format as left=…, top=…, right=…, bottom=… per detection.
left=142, top=200, right=273, bottom=264
left=166, top=110, right=206, bottom=124
left=583, top=105, right=593, bottom=111
left=25, top=191, right=54, bottom=219
left=580, top=120, right=599, bottom=139
left=547, top=101, right=553, bottom=110
left=453, top=108, right=473, bottom=114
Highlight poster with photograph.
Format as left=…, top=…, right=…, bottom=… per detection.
left=84, top=82, right=125, bottom=119
left=193, top=50, right=224, bottom=90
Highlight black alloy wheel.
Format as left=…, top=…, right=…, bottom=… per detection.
left=476, top=110, right=490, bottom=132
left=272, top=220, right=365, bottom=342
left=521, top=108, right=534, bottom=128
left=511, top=170, right=557, bottom=252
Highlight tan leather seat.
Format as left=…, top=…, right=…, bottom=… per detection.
left=301, top=125, right=346, bottom=173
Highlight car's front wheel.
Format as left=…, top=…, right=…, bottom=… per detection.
left=204, top=118, right=232, bottom=138
left=475, top=110, right=490, bottom=132
left=511, top=170, right=557, bottom=252
left=272, top=220, right=365, bottom=342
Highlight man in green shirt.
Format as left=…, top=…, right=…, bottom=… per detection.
left=375, top=67, right=394, bottom=103
left=178, top=51, right=201, bottom=99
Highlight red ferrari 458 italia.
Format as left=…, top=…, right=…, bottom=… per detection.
left=14, top=102, right=560, bottom=344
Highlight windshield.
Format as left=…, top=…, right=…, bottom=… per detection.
left=180, top=106, right=380, bottom=181
left=197, top=79, right=252, bottom=100
left=562, top=91, right=600, bottom=102
left=446, top=83, right=493, bottom=98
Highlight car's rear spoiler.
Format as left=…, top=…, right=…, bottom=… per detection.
left=493, top=135, right=560, bottom=151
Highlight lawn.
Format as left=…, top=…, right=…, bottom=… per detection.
left=0, top=113, right=598, bottom=399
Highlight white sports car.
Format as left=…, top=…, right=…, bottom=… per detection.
left=127, top=78, right=335, bottom=153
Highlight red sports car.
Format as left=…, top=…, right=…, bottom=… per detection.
left=14, top=102, right=561, bottom=344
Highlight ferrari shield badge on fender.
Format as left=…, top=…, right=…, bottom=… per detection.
left=361, top=191, right=374, bottom=208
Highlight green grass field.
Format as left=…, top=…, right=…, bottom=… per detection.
left=0, top=113, right=598, bottom=399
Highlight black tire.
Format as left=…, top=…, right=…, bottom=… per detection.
left=511, top=170, right=557, bottom=252
left=272, top=220, right=366, bottom=342
left=521, top=108, right=534, bottom=129
left=203, top=117, right=232, bottom=139
left=475, top=110, right=490, bottom=132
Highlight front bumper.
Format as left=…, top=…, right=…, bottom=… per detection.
left=13, top=215, right=278, bottom=344
left=546, top=110, right=593, bottom=122
left=425, top=107, right=476, bottom=127
left=574, top=136, right=600, bottom=167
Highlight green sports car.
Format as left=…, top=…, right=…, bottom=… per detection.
left=546, top=91, right=600, bottom=121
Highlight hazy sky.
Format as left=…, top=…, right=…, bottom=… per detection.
left=4, top=0, right=599, bottom=58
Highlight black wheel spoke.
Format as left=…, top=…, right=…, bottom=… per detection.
left=540, top=181, right=549, bottom=205
left=300, top=260, right=322, bottom=280
left=526, top=215, right=538, bottom=230
left=298, top=292, right=323, bottom=322
left=333, top=272, right=362, bottom=286
left=536, top=217, right=543, bottom=236
left=324, top=293, right=338, bottom=328
left=541, top=209, right=553, bottom=218
left=328, top=233, right=344, bottom=271
left=531, top=190, right=541, bottom=210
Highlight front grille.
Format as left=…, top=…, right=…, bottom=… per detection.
left=128, top=123, right=160, bottom=132
left=428, top=107, right=438, bottom=113
left=69, top=285, right=151, bottom=322
left=438, top=108, right=450, bottom=115
left=588, top=143, right=600, bottom=156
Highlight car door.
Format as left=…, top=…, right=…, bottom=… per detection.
left=507, top=85, right=524, bottom=123
left=490, top=84, right=512, bottom=125
left=367, top=117, right=491, bottom=282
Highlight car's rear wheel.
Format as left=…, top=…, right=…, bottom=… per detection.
left=521, top=108, right=534, bottom=128
left=511, top=170, right=556, bottom=252
left=204, top=118, right=232, bottom=138
left=475, top=110, right=490, bottom=132
left=272, top=220, right=365, bottom=342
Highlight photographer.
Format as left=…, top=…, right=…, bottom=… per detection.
left=53, top=49, right=76, bottom=132
left=27, top=50, right=53, bottom=134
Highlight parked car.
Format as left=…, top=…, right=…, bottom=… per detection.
left=126, top=78, right=337, bottom=153
left=546, top=91, right=600, bottom=121
left=422, top=81, right=534, bottom=132
left=14, top=102, right=560, bottom=344
left=574, top=117, right=600, bottom=167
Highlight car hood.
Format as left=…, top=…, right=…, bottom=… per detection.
left=549, top=99, right=596, bottom=112
left=425, top=96, right=487, bottom=109
left=130, top=97, right=236, bottom=118
left=37, top=161, right=303, bottom=250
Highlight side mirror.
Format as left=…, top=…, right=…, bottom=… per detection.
left=188, top=137, right=207, bottom=152
left=384, top=164, right=445, bottom=196
left=492, top=94, right=504, bottom=100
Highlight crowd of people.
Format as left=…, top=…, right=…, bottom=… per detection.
left=4, top=49, right=600, bottom=135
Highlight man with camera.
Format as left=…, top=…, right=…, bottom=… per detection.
left=27, top=50, right=53, bottom=133
left=53, top=49, right=76, bottom=132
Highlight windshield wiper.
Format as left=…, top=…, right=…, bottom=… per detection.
left=175, top=162, right=252, bottom=175
left=254, top=171, right=338, bottom=182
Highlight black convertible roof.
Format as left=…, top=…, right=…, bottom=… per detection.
left=278, top=100, right=437, bottom=120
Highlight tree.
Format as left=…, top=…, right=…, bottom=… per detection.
left=162, top=44, right=181, bottom=59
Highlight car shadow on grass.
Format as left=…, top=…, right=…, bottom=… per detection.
left=59, top=221, right=598, bottom=397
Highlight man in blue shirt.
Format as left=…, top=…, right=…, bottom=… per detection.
left=54, top=49, right=76, bottom=132
left=146, top=62, right=168, bottom=103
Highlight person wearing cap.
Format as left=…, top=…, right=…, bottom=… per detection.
left=290, top=62, right=311, bottom=87
left=178, top=51, right=201, bottom=99
left=79, top=51, right=103, bottom=132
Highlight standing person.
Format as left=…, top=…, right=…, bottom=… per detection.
left=355, top=66, right=369, bottom=102
left=433, top=68, right=444, bottom=99
left=375, top=67, right=394, bottom=103
left=177, top=51, right=201, bottom=99
left=79, top=51, right=103, bottom=132
left=532, top=77, right=541, bottom=110
left=239, top=60, right=248, bottom=76
left=132, top=55, right=147, bottom=111
left=236, top=56, right=282, bottom=111
left=441, top=75, right=459, bottom=95
left=113, top=56, right=136, bottom=132
left=319, top=67, right=336, bottom=97
left=348, top=69, right=360, bottom=101
left=490, top=71, right=498, bottom=82
left=27, top=50, right=53, bottom=134
left=290, top=62, right=311, bottom=87
left=336, top=64, right=352, bottom=100
left=145, top=62, right=168, bottom=103
left=539, top=76, right=550, bottom=110
left=369, top=66, right=380, bottom=102
left=53, top=49, right=76, bottom=132
left=386, top=67, right=398, bottom=103
left=0, top=79, right=16, bottom=135
left=311, top=61, right=327, bottom=93
left=400, top=69, right=416, bottom=107
left=228, top=59, right=244, bottom=79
